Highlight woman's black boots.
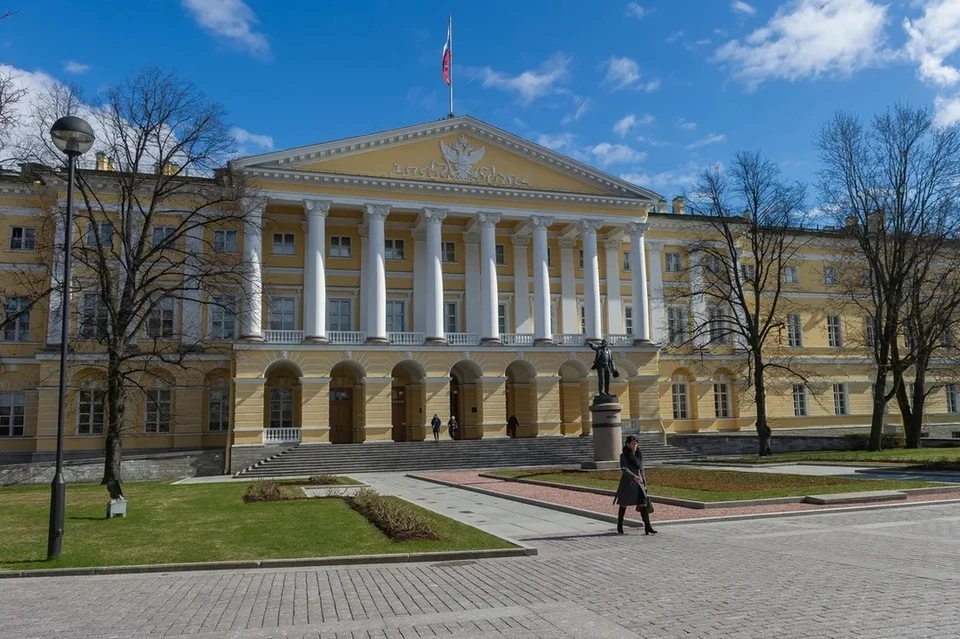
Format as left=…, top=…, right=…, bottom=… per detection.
left=640, top=509, right=657, bottom=535
left=617, top=506, right=626, bottom=534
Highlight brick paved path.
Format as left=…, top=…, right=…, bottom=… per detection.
left=3, top=502, right=960, bottom=638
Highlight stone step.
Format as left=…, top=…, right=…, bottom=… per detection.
left=802, top=490, right=908, bottom=505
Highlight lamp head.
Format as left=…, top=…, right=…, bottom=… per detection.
left=50, top=116, right=95, bottom=157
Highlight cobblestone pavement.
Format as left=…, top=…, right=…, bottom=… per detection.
left=3, top=502, right=960, bottom=639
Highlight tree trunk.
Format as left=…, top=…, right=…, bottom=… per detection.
left=897, top=377, right=925, bottom=450
left=102, top=356, right=126, bottom=484
left=868, top=367, right=888, bottom=452
left=753, top=359, right=772, bottom=456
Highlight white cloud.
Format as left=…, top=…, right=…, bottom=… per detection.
left=713, top=0, right=890, bottom=89
left=676, top=118, right=697, bottom=130
left=904, top=0, right=960, bottom=88
left=585, top=142, right=646, bottom=167
left=731, top=1, right=757, bottom=16
left=63, top=60, right=90, bottom=75
left=666, top=30, right=685, bottom=43
left=625, top=2, right=647, bottom=19
left=613, top=114, right=637, bottom=137
left=181, top=0, right=270, bottom=57
left=231, top=127, right=274, bottom=154
left=602, top=56, right=659, bottom=91
left=561, top=97, right=592, bottom=125
left=686, top=133, right=727, bottom=149
left=641, top=78, right=661, bottom=92
left=934, top=94, right=960, bottom=126
left=469, top=53, right=572, bottom=105
left=621, top=161, right=712, bottom=192
left=636, top=135, right=670, bottom=147
left=537, top=132, right=577, bottom=151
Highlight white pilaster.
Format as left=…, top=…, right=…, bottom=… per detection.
left=180, top=223, right=205, bottom=344
left=422, top=207, right=447, bottom=344
left=512, top=234, right=531, bottom=334
left=303, top=199, right=331, bottom=343
left=580, top=220, right=603, bottom=341
left=627, top=222, right=651, bottom=344
left=691, top=254, right=709, bottom=348
left=240, top=199, right=264, bottom=340
left=531, top=215, right=553, bottom=344
left=359, top=222, right=369, bottom=332
left=363, top=204, right=390, bottom=343
left=559, top=238, right=578, bottom=334
left=46, top=207, right=67, bottom=346
left=412, top=226, right=427, bottom=334
left=646, top=241, right=666, bottom=344
left=477, top=212, right=501, bottom=344
left=604, top=238, right=623, bottom=335
left=463, top=232, right=481, bottom=335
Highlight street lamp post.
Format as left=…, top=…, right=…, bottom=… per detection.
left=47, top=116, right=95, bottom=560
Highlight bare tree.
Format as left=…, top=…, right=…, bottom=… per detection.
left=30, top=67, right=254, bottom=482
left=0, top=10, right=26, bottom=164
left=817, top=105, right=960, bottom=450
left=672, top=152, right=810, bottom=456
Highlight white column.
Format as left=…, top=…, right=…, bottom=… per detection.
left=359, top=222, right=369, bottom=333
left=646, top=241, right=666, bottom=344
left=604, top=238, right=623, bottom=335
left=240, top=199, right=264, bottom=340
left=463, top=232, right=481, bottom=335
left=45, top=207, right=68, bottom=346
left=531, top=215, right=553, bottom=344
left=423, top=207, right=447, bottom=344
left=477, top=212, right=501, bottom=344
left=363, top=204, right=390, bottom=343
left=303, top=199, right=331, bottom=343
left=559, top=238, right=578, bottom=334
left=181, top=223, right=204, bottom=344
left=691, top=254, right=709, bottom=348
left=512, top=234, right=531, bottom=334
left=627, top=222, right=651, bottom=344
left=580, top=220, right=603, bottom=341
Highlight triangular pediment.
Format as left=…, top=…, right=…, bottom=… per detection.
left=232, top=116, right=660, bottom=201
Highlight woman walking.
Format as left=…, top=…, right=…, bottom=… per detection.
left=614, top=436, right=657, bottom=535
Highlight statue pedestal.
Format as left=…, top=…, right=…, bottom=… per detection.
left=581, top=397, right=622, bottom=470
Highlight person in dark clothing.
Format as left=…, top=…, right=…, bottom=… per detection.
left=507, top=414, right=519, bottom=438
left=448, top=415, right=459, bottom=440
left=431, top=414, right=442, bottom=441
left=613, top=436, right=657, bottom=535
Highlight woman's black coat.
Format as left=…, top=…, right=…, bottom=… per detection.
left=613, top=446, right=651, bottom=512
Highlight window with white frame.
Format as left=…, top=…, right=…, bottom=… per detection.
left=329, top=236, right=351, bottom=258
left=209, top=295, right=237, bottom=340
left=671, top=375, right=690, bottom=419
left=145, top=389, right=172, bottom=433
left=9, top=226, right=36, bottom=250
left=151, top=226, right=175, bottom=248
left=827, top=315, right=843, bottom=347
left=272, top=233, right=295, bottom=255
left=386, top=300, right=406, bottom=333
left=793, top=384, right=808, bottom=417
left=208, top=387, right=229, bottom=432
left=623, top=250, right=631, bottom=271
left=833, top=383, right=848, bottom=415
left=0, top=391, right=25, bottom=437
left=385, top=238, right=405, bottom=260
left=783, top=265, right=799, bottom=284
left=665, top=252, right=682, bottom=273
left=495, top=244, right=506, bottom=265
left=327, top=298, right=352, bottom=332
left=713, top=379, right=731, bottom=418
left=579, top=304, right=586, bottom=334
left=741, top=263, right=756, bottom=283
left=78, top=293, right=108, bottom=338
left=498, top=303, right=508, bottom=336
left=3, top=297, right=30, bottom=342
left=578, top=250, right=584, bottom=270
left=77, top=390, right=105, bottom=435
left=268, top=297, right=297, bottom=330
left=624, top=305, right=633, bottom=335
left=85, top=221, right=113, bottom=247
left=146, top=297, right=176, bottom=338
left=269, top=387, right=294, bottom=428
left=708, top=306, right=729, bottom=344
left=444, top=301, right=459, bottom=334
left=823, top=267, right=838, bottom=286
left=947, top=384, right=960, bottom=414
left=787, top=313, right=803, bottom=348
left=442, top=242, right=456, bottom=263
left=667, top=306, right=687, bottom=345
left=213, top=229, right=238, bottom=252
left=705, top=254, right=723, bottom=276
left=865, top=316, right=877, bottom=349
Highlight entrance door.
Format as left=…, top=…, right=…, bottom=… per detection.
left=329, top=387, right=353, bottom=444
left=391, top=386, right=407, bottom=442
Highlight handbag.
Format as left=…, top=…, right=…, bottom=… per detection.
left=638, top=482, right=654, bottom=513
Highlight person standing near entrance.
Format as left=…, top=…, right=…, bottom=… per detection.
left=448, top=415, right=459, bottom=440
left=431, top=414, right=442, bottom=441
left=614, top=436, right=657, bottom=535
left=507, top=414, right=519, bottom=438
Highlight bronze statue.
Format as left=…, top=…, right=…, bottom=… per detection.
left=589, top=339, right=619, bottom=398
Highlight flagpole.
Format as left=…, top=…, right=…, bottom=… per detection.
left=448, top=15, right=454, bottom=117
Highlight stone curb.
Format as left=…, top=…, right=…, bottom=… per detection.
left=0, top=547, right=536, bottom=580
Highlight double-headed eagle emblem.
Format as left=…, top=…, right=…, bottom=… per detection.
left=440, top=136, right=486, bottom=180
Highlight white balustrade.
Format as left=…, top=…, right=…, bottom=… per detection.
left=388, top=332, right=425, bottom=345
left=328, top=331, right=366, bottom=345
left=622, top=418, right=640, bottom=434
left=263, top=330, right=304, bottom=344
left=447, top=332, right=481, bottom=346
left=262, top=427, right=302, bottom=444
left=605, top=334, right=633, bottom=347
left=554, top=334, right=585, bottom=347
left=502, top=333, right=534, bottom=346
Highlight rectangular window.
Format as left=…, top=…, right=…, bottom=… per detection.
left=85, top=222, right=113, bottom=247
left=793, top=385, right=808, bottom=417
left=442, top=242, right=456, bottom=263
left=9, top=226, right=36, bottom=250
left=498, top=303, right=508, bottom=336
left=327, top=298, right=352, bottom=332
left=386, top=300, right=406, bottom=333
left=708, top=306, right=729, bottom=344
left=551, top=300, right=559, bottom=335
left=823, top=267, right=838, bottom=286
left=623, top=250, right=631, bottom=271
left=667, top=306, right=686, bottom=345
left=495, top=244, right=506, bottom=265
left=146, top=297, right=176, bottom=338
left=783, top=266, right=799, bottom=284
left=624, top=305, right=633, bottom=336
left=3, top=297, right=30, bottom=342
left=547, top=247, right=553, bottom=267
left=0, top=391, right=25, bottom=437
left=151, top=226, right=175, bottom=248
left=705, top=255, right=723, bottom=276
left=444, top=301, right=459, bottom=334
left=579, top=304, right=586, bottom=334
left=269, top=388, right=294, bottom=428
left=671, top=381, right=689, bottom=419
left=943, top=330, right=956, bottom=349
left=865, top=316, right=877, bottom=349
left=665, top=252, right=682, bottom=273
left=208, top=387, right=229, bottom=432
left=272, top=233, right=295, bottom=255
left=329, top=236, right=351, bottom=258
left=787, top=314, right=803, bottom=348
left=579, top=250, right=584, bottom=270
left=741, top=263, right=756, bottom=283
left=78, top=293, right=108, bottom=338
left=947, top=385, right=960, bottom=414
left=828, top=315, right=843, bottom=348
left=76, top=390, right=105, bottom=435
left=209, top=295, right=237, bottom=340
left=833, top=383, right=848, bottom=416
left=714, top=382, right=731, bottom=418
left=145, top=389, right=172, bottom=433
left=268, top=297, right=296, bottom=331
left=213, top=229, right=238, bottom=252
left=384, top=238, right=405, bottom=260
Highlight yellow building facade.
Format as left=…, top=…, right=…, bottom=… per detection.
left=2, top=116, right=957, bottom=468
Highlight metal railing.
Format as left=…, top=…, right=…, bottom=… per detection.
left=329, top=331, right=366, bottom=344
left=388, top=332, right=425, bottom=345
left=447, top=332, right=481, bottom=346
left=502, top=333, right=534, bottom=346
left=263, top=330, right=303, bottom=344
left=262, top=427, right=302, bottom=444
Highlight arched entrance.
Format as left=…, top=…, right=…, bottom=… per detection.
left=449, top=359, right=483, bottom=440
left=391, top=360, right=426, bottom=442
left=558, top=360, right=589, bottom=436
left=506, top=359, right=538, bottom=438
left=330, top=361, right=364, bottom=444
left=264, top=361, right=303, bottom=435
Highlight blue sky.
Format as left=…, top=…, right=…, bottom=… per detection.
left=2, top=0, right=957, bottom=198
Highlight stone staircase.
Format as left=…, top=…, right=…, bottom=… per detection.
left=234, top=432, right=700, bottom=478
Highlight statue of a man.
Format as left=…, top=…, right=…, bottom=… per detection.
left=588, top=339, right=619, bottom=398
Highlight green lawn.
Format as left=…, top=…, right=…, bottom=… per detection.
left=489, top=467, right=943, bottom=502
left=705, top=447, right=960, bottom=468
left=0, top=481, right=512, bottom=571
